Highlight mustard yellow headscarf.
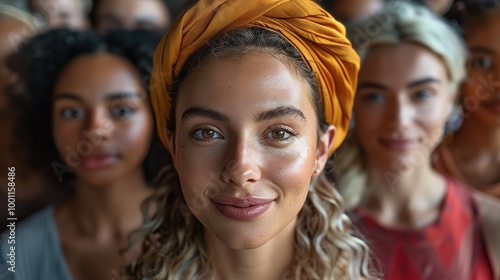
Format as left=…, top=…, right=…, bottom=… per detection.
left=151, top=0, right=359, bottom=155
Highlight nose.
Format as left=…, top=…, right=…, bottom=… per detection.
left=221, top=137, right=261, bottom=186
left=386, top=97, right=413, bottom=129
left=84, top=109, right=112, bottom=142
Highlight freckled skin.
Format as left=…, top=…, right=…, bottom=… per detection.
left=355, top=43, right=454, bottom=172
left=167, top=52, right=330, bottom=250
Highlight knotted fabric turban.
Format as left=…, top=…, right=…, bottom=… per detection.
left=151, top=0, right=360, bottom=155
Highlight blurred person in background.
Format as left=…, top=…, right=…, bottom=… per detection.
left=423, top=0, right=454, bottom=14
left=0, top=4, right=49, bottom=231
left=162, top=0, right=193, bottom=20
left=336, top=2, right=500, bottom=279
left=93, top=0, right=171, bottom=32
left=0, top=29, right=167, bottom=280
left=434, top=2, right=500, bottom=199
left=28, top=0, right=90, bottom=29
left=327, top=0, right=385, bottom=24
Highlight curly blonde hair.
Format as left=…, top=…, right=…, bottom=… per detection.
left=125, top=27, right=379, bottom=280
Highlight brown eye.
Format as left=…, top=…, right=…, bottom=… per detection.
left=272, top=130, right=287, bottom=139
left=265, top=127, right=297, bottom=143
left=190, top=127, right=223, bottom=140
left=202, top=129, right=216, bottom=138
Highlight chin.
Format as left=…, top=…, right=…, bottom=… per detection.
left=74, top=171, right=117, bottom=187
left=209, top=225, right=274, bottom=250
left=218, top=234, right=271, bottom=250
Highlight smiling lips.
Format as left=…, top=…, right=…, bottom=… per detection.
left=211, top=197, right=274, bottom=221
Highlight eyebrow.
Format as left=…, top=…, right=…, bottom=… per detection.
left=181, top=106, right=230, bottom=123
left=358, top=78, right=441, bottom=91
left=181, top=105, right=306, bottom=124
left=357, top=82, right=389, bottom=91
left=407, top=78, right=441, bottom=88
left=254, top=106, right=306, bottom=122
left=470, top=47, right=496, bottom=55
left=53, top=92, right=139, bottom=102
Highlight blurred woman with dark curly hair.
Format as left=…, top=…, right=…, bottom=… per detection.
left=0, top=29, right=167, bottom=280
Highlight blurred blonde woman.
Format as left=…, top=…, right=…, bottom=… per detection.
left=126, top=0, right=380, bottom=279
left=336, top=2, right=500, bottom=279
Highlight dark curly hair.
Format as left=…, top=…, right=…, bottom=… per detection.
left=444, top=0, right=498, bottom=30
left=7, top=28, right=168, bottom=187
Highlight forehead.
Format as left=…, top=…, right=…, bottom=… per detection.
left=466, top=10, right=500, bottom=51
left=100, top=0, right=164, bottom=14
left=54, top=53, right=143, bottom=98
left=359, top=43, right=448, bottom=88
left=176, top=51, right=316, bottom=119
left=31, top=0, right=81, bottom=11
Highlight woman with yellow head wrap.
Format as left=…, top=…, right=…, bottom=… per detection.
left=127, top=0, right=378, bottom=279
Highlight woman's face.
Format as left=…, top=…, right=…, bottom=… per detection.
left=354, top=43, right=453, bottom=172
left=30, top=0, right=89, bottom=29
left=168, top=51, right=333, bottom=250
left=52, top=53, right=153, bottom=186
left=463, top=10, right=500, bottom=128
left=96, top=0, right=171, bottom=32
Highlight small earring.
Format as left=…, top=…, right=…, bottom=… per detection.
left=313, top=169, right=320, bottom=174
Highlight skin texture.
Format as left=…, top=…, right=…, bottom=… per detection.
left=447, top=9, right=500, bottom=193
left=354, top=42, right=452, bottom=229
left=96, top=0, right=171, bottom=32
left=52, top=53, right=153, bottom=187
left=30, top=0, right=89, bottom=29
left=51, top=53, right=155, bottom=280
left=166, top=51, right=334, bottom=279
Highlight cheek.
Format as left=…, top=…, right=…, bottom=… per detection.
left=461, top=77, right=491, bottom=111
left=418, top=99, right=451, bottom=130
left=354, top=111, right=378, bottom=148
left=118, top=114, right=154, bottom=156
left=354, top=104, right=382, bottom=132
left=175, top=144, right=223, bottom=214
left=52, top=119, right=81, bottom=158
left=267, top=145, right=313, bottom=185
left=263, top=137, right=317, bottom=201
